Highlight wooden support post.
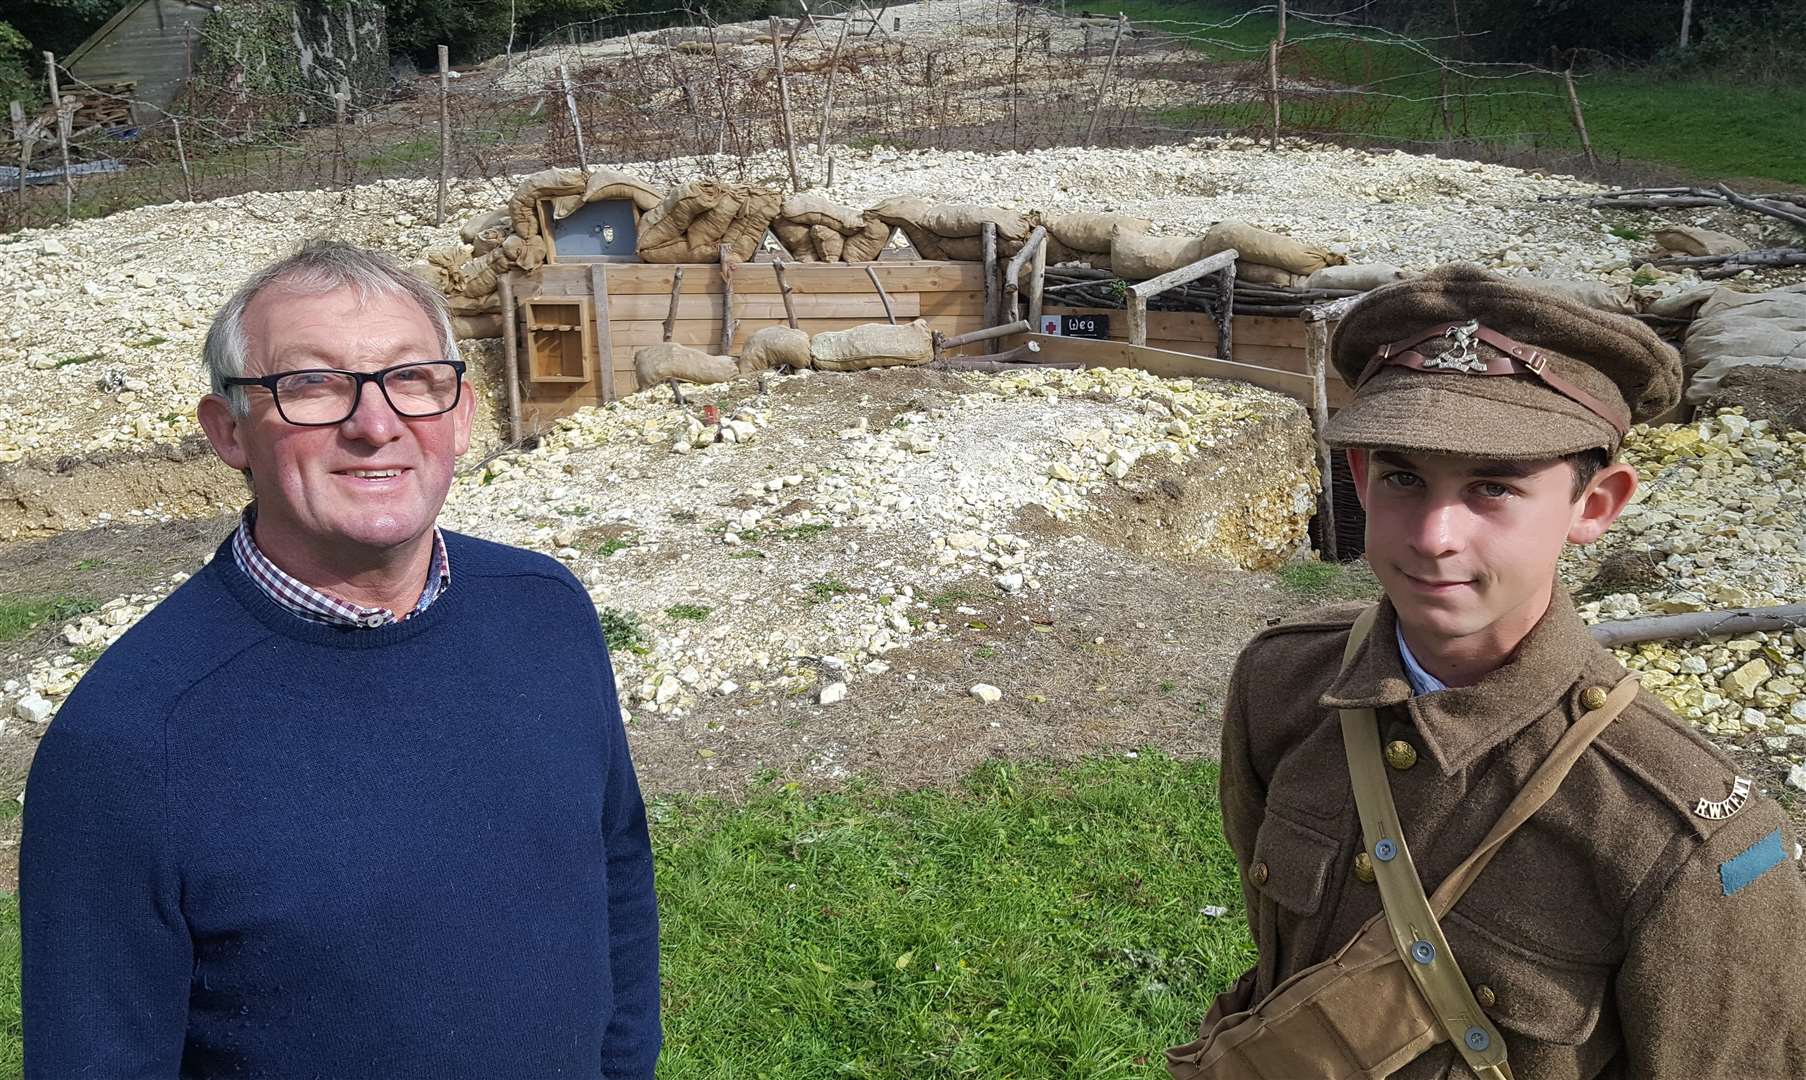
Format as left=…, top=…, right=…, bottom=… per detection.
left=1127, top=292, right=1148, bottom=347
left=939, top=320, right=1032, bottom=351
left=1277, top=0, right=1287, bottom=44
left=44, top=53, right=72, bottom=223
left=589, top=263, right=614, bottom=403
left=498, top=272, right=523, bottom=444
left=1267, top=39, right=1280, bottom=152
left=1123, top=249, right=1239, bottom=349
left=1438, top=66, right=1453, bottom=141
left=436, top=45, right=451, bottom=225
left=1679, top=0, right=1694, bottom=49
left=663, top=266, right=685, bottom=343
left=1216, top=262, right=1235, bottom=363
left=865, top=265, right=897, bottom=324
left=12, top=100, right=28, bottom=216
left=558, top=62, right=588, bottom=169
left=1303, top=315, right=1337, bottom=562
left=718, top=244, right=738, bottom=354
left=771, top=258, right=799, bottom=328
left=981, top=223, right=999, bottom=353
left=1562, top=66, right=1598, bottom=170
left=1003, top=226, right=1046, bottom=324
left=816, top=14, right=851, bottom=161
left=1027, top=236, right=1047, bottom=330
left=1083, top=14, right=1126, bottom=145
left=159, top=116, right=192, bottom=203
left=768, top=17, right=803, bottom=191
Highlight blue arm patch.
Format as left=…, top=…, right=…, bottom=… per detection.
left=1720, top=828, right=1787, bottom=897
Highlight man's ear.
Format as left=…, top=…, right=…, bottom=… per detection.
left=1346, top=448, right=1369, bottom=509
left=450, top=378, right=476, bottom=457
left=1568, top=461, right=1638, bottom=545
left=197, top=394, right=251, bottom=473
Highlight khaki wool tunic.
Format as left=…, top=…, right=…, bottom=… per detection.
left=1214, top=588, right=1806, bottom=1078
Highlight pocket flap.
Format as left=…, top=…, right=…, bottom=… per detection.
left=1444, top=909, right=1610, bottom=1046
left=1250, top=812, right=1340, bottom=916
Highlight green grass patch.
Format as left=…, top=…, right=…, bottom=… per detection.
left=358, top=135, right=439, bottom=170
left=774, top=523, right=833, bottom=542
left=0, top=892, right=17, bottom=1080
left=53, top=353, right=103, bottom=369
left=1607, top=226, right=1646, bottom=242
left=807, top=579, right=851, bottom=604
left=599, top=607, right=652, bottom=655
left=665, top=603, right=712, bottom=622
left=1273, top=560, right=1381, bottom=604
left=0, top=597, right=98, bottom=644
left=656, top=754, right=1251, bottom=1078
left=928, top=587, right=980, bottom=610
left=595, top=534, right=637, bottom=557
left=129, top=335, right=169, bottom=348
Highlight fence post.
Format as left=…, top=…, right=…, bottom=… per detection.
left=1438, top=66, right=1453, bottom=142
left=1267, top=40, right=1280, bottom=151
left=1562, top=66, right=1598, bottom=170
left=1277, top=0, right=1286, bottom=45
left=437, top=45, right=450, bottom=225
left=11, top=100, right=27, bottom=220
left=44, top=52, right=72, bottom=222
left=558, top=62, right=589, bottom=169
left=1082, top=13, right=1126, bottom=145
left=815, top=14, right=851, bottom=161
left=172, top=116, right=194, bottom=202
left=768, top=16, right=803, bottom=191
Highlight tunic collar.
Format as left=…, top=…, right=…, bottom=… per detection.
left=1320, top=587, right=1594, bottom=775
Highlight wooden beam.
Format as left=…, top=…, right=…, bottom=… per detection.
left=1023, top=333, right=1317, bottom=402
left=1304, top=317, right=1337, bottom=562
left=498, top=272, right=522, bottom=442
left=1003, top=226, right=1047, bottom=324
left=865, top=264, right=897, bottom=324
left=1128, top=249, right=1240, bottom=302
left=589, top=263, right=614, bottom=403
left=1591, top=603, right=1806, bottom=648
left=718, top=244, right=737, bottom=355
left=981, top=222, right=998, bottom=352
left=663, top=266, right=685, bottom=342
left=940, top=319, right=1032, bottom=351
left=772, top=258, right=799, bottom=328
left=1026, top=237, right=1047, bottom=330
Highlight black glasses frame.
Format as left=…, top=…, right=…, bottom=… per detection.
left=223, top=360, right=468, bottom=427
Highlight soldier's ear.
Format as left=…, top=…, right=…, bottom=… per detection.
left=1567, top=462, right=1637, bottom=546
left=1346, top=449, right=1370, bottom=508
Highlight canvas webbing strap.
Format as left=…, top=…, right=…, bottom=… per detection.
left=1336, top=608, right=1639, bottom=1080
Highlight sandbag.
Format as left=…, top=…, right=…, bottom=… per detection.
left=634, top=342, right=739, bottom=387
left=447, top=291, right=502, bottom=315
left=639, top=180, right=733, bottom=252
left=1110, top=229, right=1205, bottom=280
left=868, top=197, right=1027, bottom=261
left=1236, top=262, right=1306, bottom=287
left=810, top=224, right=845, bottom=263
left=1684, top=283, right=1806, bottom=403
left=781, top=193, right=866, bottom=232
left=1521, top=278, right=1636, bottom=315
left=719, top=186, right=782, bottom=263
left=582, top=167, right=664, bottom=211
left=773, top=222, right=817, bottom=261
left=459, top=208, right=510, bottom=248
left=739, top=326, right=811, bottom=372
left=451, top=314, right=502, bottom=340
left=1654, top=226, right=1749, bottom=258
left=1044, top=212, right=1150, bottom=254
left=810, top=319, right=933, bottom=371
left=1306, top=263, right=1407, bottom=291
left=1202, top=221, right=1343, bottom=275
left=508, top=166, right=589, bottom=237
left=457, top=248, right=507, bottom=298
left=840, top=215, right=892, bottom=263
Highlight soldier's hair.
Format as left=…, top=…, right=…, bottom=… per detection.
left=204, top=240, right=459, bottom=416
left=1564, top=446, right=1612, bottom=501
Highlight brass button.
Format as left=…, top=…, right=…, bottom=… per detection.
left=1474, top=983, right=1498, bottom=1009
left=1581, top=686, right=1610, bottom=711
left=1352, top=850, right=1376, bottom=883
left=1250, top=862, right=1270, bottom=886
left=1385, top=740, right=1418, bottom=770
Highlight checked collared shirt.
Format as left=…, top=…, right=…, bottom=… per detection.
left=229, top=505, right=450, bottom=629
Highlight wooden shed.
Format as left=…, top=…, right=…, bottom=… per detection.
left=62, top=0, right=217, bottom=122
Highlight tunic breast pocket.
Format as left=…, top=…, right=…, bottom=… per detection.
left=1249, top=811, right=1342, bottom=982
left=1443, top=908, right=1613, bottom=1049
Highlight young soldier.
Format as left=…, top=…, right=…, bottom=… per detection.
left=1176, top=264, right=1806, bottom=1078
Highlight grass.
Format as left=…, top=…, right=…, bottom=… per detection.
left=0, top=597, right=98, bottom=644
left=665, top=603, right=712, bottom=622
left=1121, top=0, right=1806, bottom=184
left=52, top=353, right=103, bottom=369
left=807, top=579, right=851, bottom=604
left=599, top=607, right=652, bottom=655
left=1273, top=560, right=1381, bottom=604
left=0, top=755, right=1249, bottom=1078
left=595, top=534, right=638, bottom=557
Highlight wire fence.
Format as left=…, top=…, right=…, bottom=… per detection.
left=3, top=1, right=1621, bottom=235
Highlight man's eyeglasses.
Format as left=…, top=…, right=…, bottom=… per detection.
left=223, top=361, right=467, bottom=427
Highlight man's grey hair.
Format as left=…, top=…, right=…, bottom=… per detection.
left=204, top=240, right=462, bottom=415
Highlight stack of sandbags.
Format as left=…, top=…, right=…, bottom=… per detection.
left=738, top=326, right=810, bottom=373
left=809, top=319, right=934, bottom=371
left=1682, top=283, right=1806, bottom=404
left=1109, top=229, right=1206, bottom=280
left=633, top=342, right=739, bottom=387
left=1305, top=263, right=1407, bottom=292
left=1200, top=221, right=1344, bottom=286
left=868, top=198, right=1031, bottom=261
left=507, top=166, right=590, bottom=237
left=460, top=208, right=511, bottom=256
left=1039, top=212, right=1150, bottom=268
left=1520, top=277, right=1636, bottom=315
left=771, top=194, right=893, bottom=263
left=637, top=180, right=783, bottom=264
left=1653, top=226, right=1749, bottom=258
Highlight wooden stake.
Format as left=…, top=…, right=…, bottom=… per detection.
left=436, top=45, right=450, bottom=226
left=1026, top=234, right=1047, bottom=329
left=589, top=263, right=615, bottom=403
left=12, top=100, right=28, bottom=217
left=1003, top=226, right=1046, bottom=323
left=981, top=223, right=999, bottom=352
left=1591, top=603, right=1806, bottom=648
left=1679, top=0, right=1694, bottom=49
left=1562, top=66, right=1598, bottom=170
left=1267, top=40, right=1280, bottom=152
left=1127, top=292, right=1148, bottom=346
left=816, top=14, right=851, bottom=160
left=1438, top=66, right=1453, bottom=141
left=771, top=258, right=799, bottom=328
left=44, top=53, right=72, bottom=222
left=1083, top=14, right=1125, bottom=145
left=1215, top=263, right=1236, bottom=362
left=1304, top=316, right=1337, bottom=562
left=865, top=265, right=897, bottom=324
left=499, top=272, right=523, bottom=443
left=768, top=17, right=803, bottom=191
left=663, top=266, right=686, bottom=343
left=939, top=320, right=1031, bottom=350
left=719, top=244, right=738, bottom=354
left=1277, top=0, right=1286, bottom=45
left=558, top=62, right=588, bottom=169
left=172, top=116, right=194, bottom=203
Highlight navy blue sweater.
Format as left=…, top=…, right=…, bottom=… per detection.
left=20, top=532, right=660, bottom=1079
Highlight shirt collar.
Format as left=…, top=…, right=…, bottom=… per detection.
left=231, top=504, right=451, bottom=629
left=1320, top=588, right=1593, bottom=774
left=1395, top=622, right=1449, bottom=696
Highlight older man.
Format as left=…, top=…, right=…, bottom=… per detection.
left=21, top=240, right=660, bottom=1078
